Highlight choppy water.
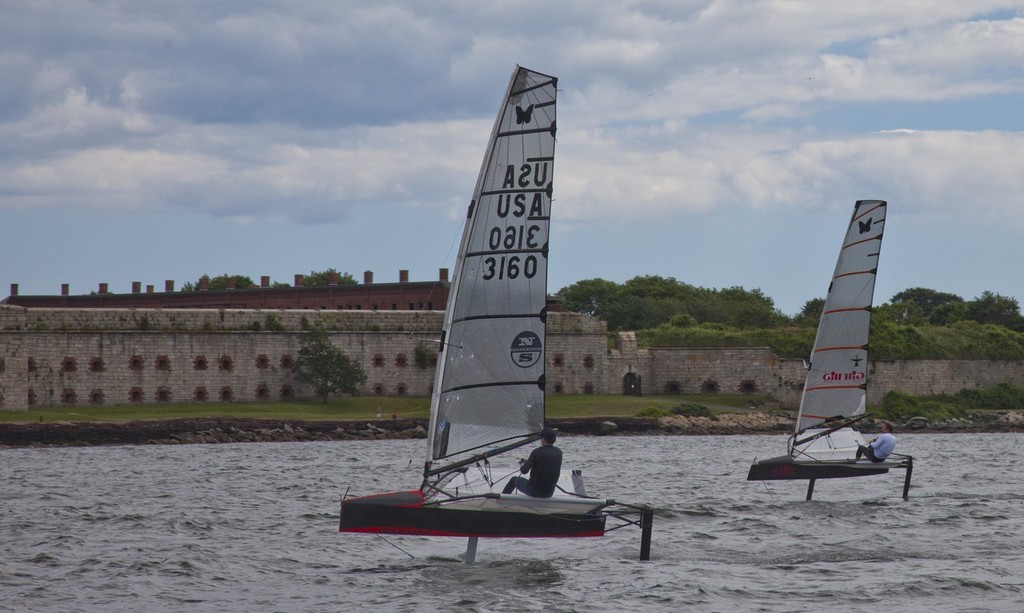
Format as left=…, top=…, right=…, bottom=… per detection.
left=3, top=433, right=1023, bottom=612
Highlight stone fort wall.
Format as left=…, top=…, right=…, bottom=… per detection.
left=1, top=305, right=1022, bottom=411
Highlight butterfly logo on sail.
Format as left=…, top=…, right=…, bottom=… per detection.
left=515, top=104, right=534, bottom=125
left=858, top=218, right=874, bottom=234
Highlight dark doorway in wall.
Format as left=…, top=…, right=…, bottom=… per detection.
left=623, top=371, right=642, bottom=396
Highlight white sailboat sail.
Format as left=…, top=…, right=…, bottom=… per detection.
left=426, top=66, right=558, bottom=462
left=795, top=200, right=887, bottom=434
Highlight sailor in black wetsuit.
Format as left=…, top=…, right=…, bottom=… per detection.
left=502, top=428, right=562, bottom=497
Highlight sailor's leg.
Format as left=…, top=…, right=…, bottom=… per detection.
left=501, top=478, right=517, bottom=494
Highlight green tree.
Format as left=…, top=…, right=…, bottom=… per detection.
left=182, top=274, right=257, bottom=291
left=620, top=275, right=690, bottom=299
left=559, top=275, right=786, bottom=331
left=889, top=287, right=964, bottom=317
left=874, top=300, right=927, bottom=326
left=294, top=324, right=367, bottom=402
left=304, top=268, right=358, bottom=287
left=710, top=286, right=784, bottom=328
left=928, top=301, right=967, bottom=326
left=557, top=278, right=621, bottom=318
left=794, top=297, right=825, bottom=326
left=965, top=291, right=1022, bottom=329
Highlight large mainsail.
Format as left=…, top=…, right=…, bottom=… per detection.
left=795, top=200, right=887, bottom=433
left=427, top=66, right=557, bottom=461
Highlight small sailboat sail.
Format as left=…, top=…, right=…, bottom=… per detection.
left=747, top=200, right=913, bottom=499
left=426, top=65, right=554, bottom=463
left=340, top=66, right=653, bottom=559
left=792, top=198, right=885, bottom=456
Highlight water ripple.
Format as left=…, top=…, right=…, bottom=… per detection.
left=3, top=434, right=1024, bottom=612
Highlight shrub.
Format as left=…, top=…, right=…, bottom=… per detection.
left=671, top=403, right=712, bottom=418
left=876, top=390, right=967, bottom=423
left=414, top=343, right=433, bottom=369
left=635, top=407, right=672, bottom=418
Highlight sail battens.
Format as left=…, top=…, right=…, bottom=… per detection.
left=843, top=234, right=883, bottom=250
left=442, top=379, right=543, bottom=394
left=853, top=203, right=885, bottom=220
left=804, top=383, right=868, bottom=393
left=479, top=187, right=550, bottom=197
left=833, top=268, right=876, bottom=281
left=452, top=312, right=543, bottom=324
left=800, top=411, right=840, bottom=421
left=465, top=248, right=547, bottom=259
left=497, top=125, right=556, bottom=138
left=813, top=343, right=868, bottom=353
left=511, top=79, right=557, bottom=96
left=822, top=306, right=870, bottom=316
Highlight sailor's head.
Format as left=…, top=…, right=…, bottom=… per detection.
left=540, top=428, right=557, bottom=444
left=880, top=421, right=893, bottom=433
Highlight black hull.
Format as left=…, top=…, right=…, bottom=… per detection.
left=339, top=490, right=606, bottom=538
left=747, top=455, right=892, bottom=481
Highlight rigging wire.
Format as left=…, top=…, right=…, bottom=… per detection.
left=374, top=534, right=415, bottom=559
left=495, top=467, right=521, bottom=487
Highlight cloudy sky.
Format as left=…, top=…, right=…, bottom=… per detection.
left=2, top=1, right=1023, bottom=316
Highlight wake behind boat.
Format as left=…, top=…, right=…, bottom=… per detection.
left=339, top=66, right=653, bottom=562
left=747, top=200, right=913, bottom=500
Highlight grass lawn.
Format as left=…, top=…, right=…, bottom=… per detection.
left=0, top=394, right=774, bottom=424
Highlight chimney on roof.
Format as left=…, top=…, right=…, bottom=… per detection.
left=399, top=270, right=409, bottom=283
left=261, top=276, right=270, bottom=288
left=294, top=274, right=304, bottom=287
left=328, top=271, right=339, bottom=286
left=146, top=285, right=154, bottom=294
left=165, top=280, right=174, bottom=292
left=226, top=277, right=236, bottom=290
left=99, top=283, right=108, bottom=294
left=132, top=281, right=141, bottom=294
left=198, top=277, right=209, bottom=291
left=9, top=283, right=17, bottom=297
left=364, top=270, right=373, bottom=284
left=61, top=284, right=69, bottom=296
left=439, top=268, right=449, bottom=283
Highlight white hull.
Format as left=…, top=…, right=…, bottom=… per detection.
left=433, top=468, right=608, bottom=514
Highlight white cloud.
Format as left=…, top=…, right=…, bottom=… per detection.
left=1, top=0, right=1023, bottom=234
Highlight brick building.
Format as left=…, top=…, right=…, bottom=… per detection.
left=3, top=269, right=451, bottom=312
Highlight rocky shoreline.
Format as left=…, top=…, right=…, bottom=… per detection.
left=2, top=411, right=1024, bottom=448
